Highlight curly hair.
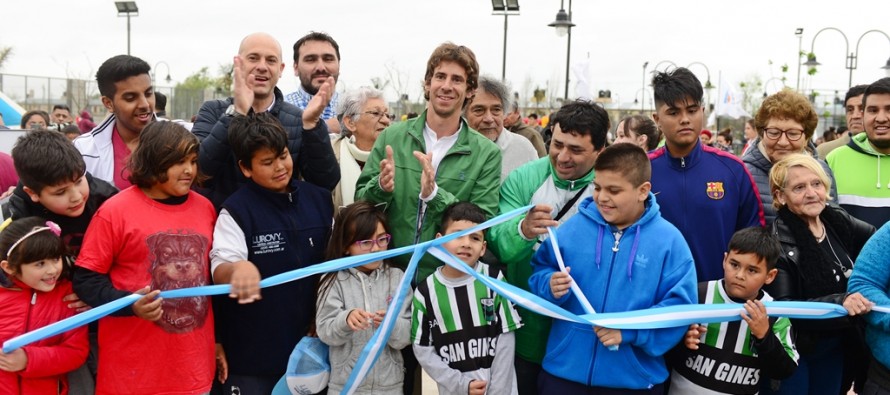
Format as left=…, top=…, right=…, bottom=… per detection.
left=755, top=89, right=818, bottom=140
left=422, top=43, right=479, bottom=105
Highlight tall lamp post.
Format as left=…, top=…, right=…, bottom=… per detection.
left=114, top=2, right=139, bottom=56
left=492, top=0, right=520, bottom=82
left=803, top=27, right=890, bottom=88
left=152, top=61, right=172, bottom=85
left=641, top=61, right=649, bottom=112
left=548, top=0, right=574, bottom=100
left=763, top=77, right=787, bottom=98
left=795, top=28, right=804, bottom=91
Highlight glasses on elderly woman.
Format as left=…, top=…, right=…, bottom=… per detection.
left=763, top=127, right=804, bottom=141
left=353, top=234, right=392, bottom=251
left=364, top=110, right=391, bottom=123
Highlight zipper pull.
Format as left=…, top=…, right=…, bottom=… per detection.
left=681, top=157, right=686, bottom=168
left=31, top=292, right=37, bottom=305
left=309, top=237, right=314, bottom=247
left=612, top=231, right=623, bottom=252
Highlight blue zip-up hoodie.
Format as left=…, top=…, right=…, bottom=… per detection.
left=649, top=141, right=765, bottom=282
left=529, top=193, right=698, bottom=389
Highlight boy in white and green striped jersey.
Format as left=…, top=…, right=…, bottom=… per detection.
left=669, top=227, right=799, bottom=394
left=412, top=202, right=523, bottom=395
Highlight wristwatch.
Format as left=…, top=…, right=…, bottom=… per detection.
left=225, top=104, right=245, bottom=117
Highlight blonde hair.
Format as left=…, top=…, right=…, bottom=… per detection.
left=769, top=153, right=832, bottom=210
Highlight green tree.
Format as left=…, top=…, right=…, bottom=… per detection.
left=0, top=46, right=12, bottom=71
left=176, top=64, right=233, bottom=97
left=738, top=74, right=764, bottom=116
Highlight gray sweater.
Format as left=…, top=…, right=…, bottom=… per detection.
left=316, top=266, right=412, bottom=394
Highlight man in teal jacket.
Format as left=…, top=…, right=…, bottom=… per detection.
left=356, top=43, right=501, bottom=284
left=487, top=100, right=610, bottom=395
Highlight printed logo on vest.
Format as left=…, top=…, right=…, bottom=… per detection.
left=706, top=182, right=725, bottom=200
left=251, top=232, right=288, bottom=255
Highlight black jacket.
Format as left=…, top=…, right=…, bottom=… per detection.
left=765, top=204, right=875, bottom=337
left=192, top=87, right=339, bottom=209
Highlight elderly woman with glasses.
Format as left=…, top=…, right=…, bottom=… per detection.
left=742, top=89, right=838, bottom=224
left=332, top=87, right=391, bottom=212
left=762, top=153, right=874, bottom=395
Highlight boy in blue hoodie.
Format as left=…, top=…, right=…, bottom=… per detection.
left=529, top=143, right=698, bottom=393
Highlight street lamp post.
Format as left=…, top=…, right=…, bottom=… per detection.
left=652, top=60, right=677, bottom=73
left=548, top=0, right=574, bottom=100
left=795, top=28, right=804, bottom=92
left=763, top=77, right=787, bottom=98
left=641, top=61, right=648, bottom=112
left=114, top=2, right=139, bottom=56
left=152, top=61, right=172, bottom=85
left=804, top=27, right=890, bottom=88
left=492, top=0, right=520, bottom=82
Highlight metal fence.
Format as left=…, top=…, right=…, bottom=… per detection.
left=0, top=73, right=224, bottom=122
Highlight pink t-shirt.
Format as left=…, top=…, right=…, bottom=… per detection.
left=77, top=186, right=217, bottom=395
left=110, top=126, right=132, bottom=190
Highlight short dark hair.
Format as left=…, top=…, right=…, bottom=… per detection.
left=12, top=129, right=86, bottom=193
left=20, top=110, right=50, bottom=129
left=528, top=113, right=539, bottom=120
left=127, top=121, right=204, bottom=189
left=845, top=84, right=868, bottom=106
left=0, top=217, right=67, bottom=277
left=439, top=201, right=487, bottom=234
left=154, top=91, right=167, bottom=112
left=52, top=104, right=70, bottom=112
left=423, top=43, right=479, bottom=105
left=718, top=130, right=733, bottom=145
left=228, top=113, right=288, bottom=170
left=652, top=67, right=703, bottom=109
left=96, top=55, right=151, bottom=98
left=727, top=226, right=782, bottom=270
left=594, top=143, right=651, bottom=187
left=863, top=77, right=890, bottom=108
left=293, top=31, right=341, bottom=63
left=550, top=99, right=610, bottom=150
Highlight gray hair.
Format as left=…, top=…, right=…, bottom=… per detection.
left=337, top=86, right=386, bottom=126
left=473, top=75, right=512, bottom=110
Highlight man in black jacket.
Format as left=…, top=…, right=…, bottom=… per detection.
left=193, top=32, right=339, bottom=209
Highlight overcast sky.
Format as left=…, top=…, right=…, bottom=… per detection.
left=3, top=0, right=890, bottom=109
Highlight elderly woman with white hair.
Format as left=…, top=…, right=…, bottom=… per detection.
left=332, top=87, right=391, bottom=212
left=762, top=153, right=875, bottom=395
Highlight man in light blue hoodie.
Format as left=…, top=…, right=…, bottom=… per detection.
left=529, top=143, right=697, bottom=393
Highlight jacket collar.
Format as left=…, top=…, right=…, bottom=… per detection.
left=663, top=140, right=704, bottom=169
left=406, top=109, right=474, bottom=155
left=245, top=178, right=299, bottom=207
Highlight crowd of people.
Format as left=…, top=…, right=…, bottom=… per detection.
left=1, top=29, right=890, bottom=395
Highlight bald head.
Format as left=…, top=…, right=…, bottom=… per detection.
left=236, top=32, right=286, bottom=106
left=239, top=32, right=282, bottom=57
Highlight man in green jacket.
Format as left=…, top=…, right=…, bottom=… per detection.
left=356, top=43, right=501, bottom=283
left=488, top=100, right=610, bottom=395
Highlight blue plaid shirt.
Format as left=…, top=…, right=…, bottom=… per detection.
left=283, top=86, right=339, bottom=120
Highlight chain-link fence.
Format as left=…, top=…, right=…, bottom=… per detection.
left=0, top=73, right=224, bottom=123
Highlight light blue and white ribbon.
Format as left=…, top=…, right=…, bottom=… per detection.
left=0, top=202, right=877, bottom=394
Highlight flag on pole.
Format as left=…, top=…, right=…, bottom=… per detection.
left=714, top=75, right=751, bottom=119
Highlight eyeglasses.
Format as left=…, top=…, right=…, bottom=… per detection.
left=763, top=127, right=805, bottom=141
left=353, top=234, right=392, bottom=251
left=364, top=110, right=391, bottom=123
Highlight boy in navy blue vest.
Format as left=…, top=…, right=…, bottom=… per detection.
left=209, top=112, right=333, bottom=394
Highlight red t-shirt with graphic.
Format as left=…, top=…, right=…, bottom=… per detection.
left=76, top=186, right=216, bottom=395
